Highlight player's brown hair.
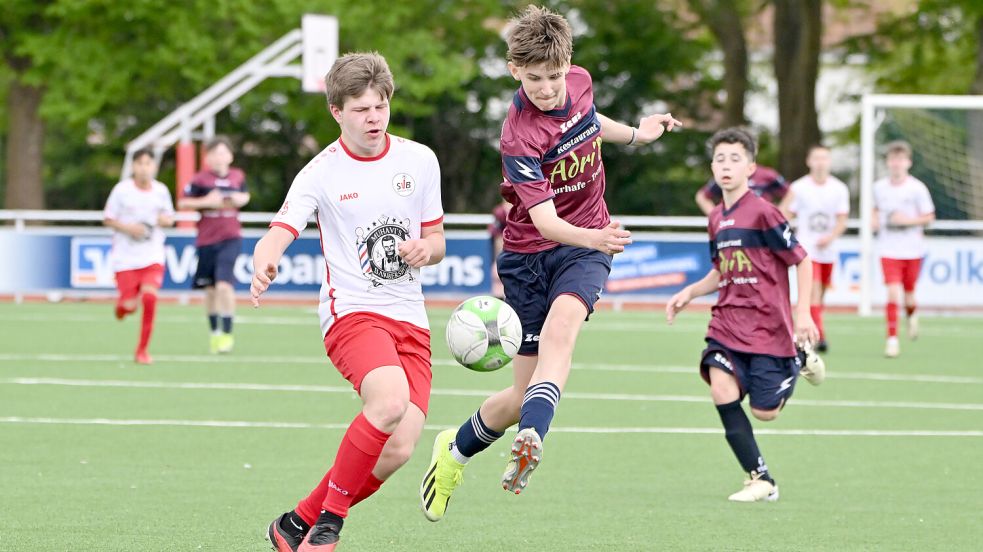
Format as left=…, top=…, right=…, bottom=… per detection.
left=884, top=140, right=912, bottom=159
left=807, top=143, right=829, bottom=155
left=132, top=147, right=155, bottom=162
left=205, top=135, right=234, bottom=153
left=708, top=127, right=757, bottom=161
left=324, top=52, right=394, bottom=109
left=506, top=5, right=573, bottom=69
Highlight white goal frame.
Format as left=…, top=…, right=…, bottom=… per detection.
left=858, top=93, right=983, bottom=315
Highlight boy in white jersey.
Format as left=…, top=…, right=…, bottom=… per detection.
left=250, top=52, right=445, bottom=552
left=782, top=144, right=849, bottom=352
left=872, top=141, right=935, bottom=358
left=102, top=148, right=175, bottom=364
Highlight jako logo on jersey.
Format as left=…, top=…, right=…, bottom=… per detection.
left=340, top=192, right=359, bottom=201
left=278, top=201, right=289, bottom=215
left=559, top=111, right=583, bottom=133
left=392, top=173, right=415, bottom=197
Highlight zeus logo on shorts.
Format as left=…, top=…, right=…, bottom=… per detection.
left=524, top=334, right=540, bottom=343
left=713, top=352, right=733, bottom=370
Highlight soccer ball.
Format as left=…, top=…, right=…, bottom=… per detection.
left=445, top=296, right=523, bottom=372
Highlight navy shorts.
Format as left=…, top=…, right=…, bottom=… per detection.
left=193, top=238, right=241, bottom=289
left=498, top=245, right=612, bottom=355
left=700, top=339, right=802, bottom=411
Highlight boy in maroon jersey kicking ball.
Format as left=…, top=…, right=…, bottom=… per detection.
left=667, top=128, right=825, bottom=502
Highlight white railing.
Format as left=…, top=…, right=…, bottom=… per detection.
left=2, top=210, right=982, bottom=233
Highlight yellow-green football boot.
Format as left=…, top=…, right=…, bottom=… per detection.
left=420, top=429, right=466, bottom=522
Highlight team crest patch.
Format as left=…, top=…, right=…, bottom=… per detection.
left=355, top=215, right=413, bottom=287
left=392, top=173, right=415, bottom=197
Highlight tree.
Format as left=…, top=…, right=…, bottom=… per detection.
left=772, top=0, right=822, bottom=181
left=688, top=0, right=752, bottom=127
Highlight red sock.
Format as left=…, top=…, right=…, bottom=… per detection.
left=809, top=305, right=824, bottom=340
left=886, top=302, right=899, bottom=337
left=138, top=293, right=157, bottom=351
left=296, top=468, right=387, bottom=525
left=906, top=304, right=916, bottom=317
left=320, top=413, right=390, bottom=518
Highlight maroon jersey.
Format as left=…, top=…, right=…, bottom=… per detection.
left=184, top=168, right=248, bottom=246
left=499, top=65, right=610, bottom=253
left=706, top=192, right=807, bottom=357
left=702, top=165, right=787, bottom=205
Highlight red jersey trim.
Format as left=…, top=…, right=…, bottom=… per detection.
left=421, top=215, right=444, bottom=227
left=315, top=219, right=337, bottom=321
left=270, top=222, right=299, bottom=239
left=339, top=134, right=391, bottom=162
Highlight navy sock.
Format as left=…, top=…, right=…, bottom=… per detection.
left=221, top=316, right=233, bottom=334
left=518, top=381, right=561, bottom=438
left=716, top=400, right=773, bottom=483
left=208, top=314, right=219, bottom=332
left=454, top=410, right=504, bottom=458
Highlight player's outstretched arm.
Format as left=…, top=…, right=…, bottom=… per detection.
left=666, top=268, right=720, bottom=324
left=528, top=201, right=631, bottom=255
left=695, top=189, right=715, bottom=216
left=598, top=112, right=682, bottom=146
left=250, top=226, right=295, bottom=307
left=793, top=257, right=819, bottom=345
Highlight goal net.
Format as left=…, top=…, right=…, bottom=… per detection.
left=858, top=94, right=983, bottom=314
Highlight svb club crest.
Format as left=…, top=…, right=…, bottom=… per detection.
left=355, top=215, right=413, bottom=287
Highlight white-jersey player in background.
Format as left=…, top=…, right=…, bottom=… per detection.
left=250, top=52, right=445, bottom=552
left=781, top=144, right=849, bottom=353
left=871, top=140, right=935, bottom=358
left=102, top=148, right=175, bottom=364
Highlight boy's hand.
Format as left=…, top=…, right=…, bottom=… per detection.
left=636, top=113, right=683, bottom=144
left=591, top=220, right=632, bottom=255
left=250, top=262, right=278, bottom=307
left=795, top=316, right=820, bottom=346
left=666, top=288, right=692, bottom=324
left=398, top=239, right=433, bottom=268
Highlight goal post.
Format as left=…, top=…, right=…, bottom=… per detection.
left=859, top=93, right=983, bottom=315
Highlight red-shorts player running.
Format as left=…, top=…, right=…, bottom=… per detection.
left=872, top=140, right=935, bottom=358
left=251, top=52, right=445, bottom=552
left=103, top=148, right=175, bottom=364
left=783, top=144, right=849, bottom=352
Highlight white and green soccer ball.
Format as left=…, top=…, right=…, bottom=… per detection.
left=445, top=296, right=523, bottom=372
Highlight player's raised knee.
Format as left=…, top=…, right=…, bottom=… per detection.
left=750, top=407, right=780, bottom=421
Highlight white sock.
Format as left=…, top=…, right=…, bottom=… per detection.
left=449, top=442, right=471, bottom=465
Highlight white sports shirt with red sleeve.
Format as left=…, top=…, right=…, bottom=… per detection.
left=270, top=134, right=444, bottom=337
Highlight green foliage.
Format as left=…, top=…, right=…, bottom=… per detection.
left=841, top=1, right=981, bottom=95
left=4, top=0, right=724, bottom=214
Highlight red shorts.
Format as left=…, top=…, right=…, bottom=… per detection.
left=115, top=264, right=165, bottom=300
left=323, top=312, right=432, bottom=415
left=880, top=257, right=923, bottom=292
left=812, top=261, right=834, bottom=287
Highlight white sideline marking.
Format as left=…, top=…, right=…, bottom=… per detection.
left=0, top=416, right=979, bottom=437
left=6, top=377, right=983, bottom=411
left=1, top=353, right=981, bottom=385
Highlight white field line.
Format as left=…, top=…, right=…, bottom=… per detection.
left=0, top=353, right=980, bottom=385
left=6, top=377, right=983, bottom=412
left=0, top=416, right=979, bottom=437
left=2, top=312, right=981, bottom=336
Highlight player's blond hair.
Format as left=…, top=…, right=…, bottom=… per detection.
left=506, top=5, right=573, bottom=69
left=884, top=140, right=912, bottom=159
left=324, top=52, right=394, bottom=109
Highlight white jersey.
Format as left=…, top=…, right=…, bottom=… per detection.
left=788, top=175, right=850, bottom=264
left=103, top=179, right=175, bottom=272
left=271, top=135, right=443, bottom=337
left=873, top=176, right=935, bottom=259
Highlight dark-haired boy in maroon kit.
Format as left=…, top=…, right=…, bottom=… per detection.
left=667, top=127, right=825, bottom=502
